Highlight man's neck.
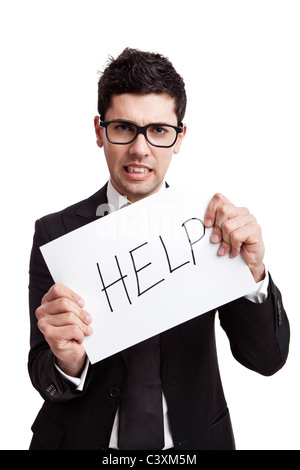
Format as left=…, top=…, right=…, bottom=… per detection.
left=106, top=180, right=167, bottom=213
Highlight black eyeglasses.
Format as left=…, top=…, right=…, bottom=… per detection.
left=100, top=119, right=184, bottom=148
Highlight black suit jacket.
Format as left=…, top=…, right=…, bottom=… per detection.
left=28, top=183, right=290, bottom=450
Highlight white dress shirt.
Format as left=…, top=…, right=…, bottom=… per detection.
left=55, top=180, right=269, bottom=449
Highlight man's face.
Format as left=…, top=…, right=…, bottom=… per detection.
left=94, top=93, right=186, bottom=203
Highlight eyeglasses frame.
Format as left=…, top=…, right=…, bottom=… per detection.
left=99, top=119, right=184, bottom=148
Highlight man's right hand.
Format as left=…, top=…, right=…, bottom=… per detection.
left=35, top=284, right=93, bottom=378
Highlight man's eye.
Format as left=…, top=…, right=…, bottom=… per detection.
left=151, top=126, right=168, bottom=134
left=116, top=124, right=129, bottom=131
left=115, top=123, right=136, bottom=133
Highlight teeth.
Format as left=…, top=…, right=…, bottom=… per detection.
left=127, top=166, right=150, bottom=173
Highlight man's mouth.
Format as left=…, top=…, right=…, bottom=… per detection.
left=124, top=165, right=152, bottom=174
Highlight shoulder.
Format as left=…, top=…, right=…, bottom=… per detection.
left=37, top=183, right=108, bottom=241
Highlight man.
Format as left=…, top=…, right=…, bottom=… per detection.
left=28, top=48, right=289, bottom=450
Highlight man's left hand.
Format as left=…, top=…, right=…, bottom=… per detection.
left=204, top=193, right=265, bottom=283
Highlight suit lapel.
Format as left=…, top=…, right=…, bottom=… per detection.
left=61, top=183, right=108, bottom=233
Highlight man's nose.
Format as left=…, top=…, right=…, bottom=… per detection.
left=129, top=133, right=151, bottom=156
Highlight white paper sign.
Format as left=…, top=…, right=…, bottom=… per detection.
left=40, top=186, right=257, bottom=364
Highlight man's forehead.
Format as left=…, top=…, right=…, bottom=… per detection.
left=106, top=93, right=177, bottom=123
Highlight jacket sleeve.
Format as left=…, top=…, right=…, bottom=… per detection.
left=28, top=218, right=93, bottom=402
left=218, top=274, right=290, bottom=376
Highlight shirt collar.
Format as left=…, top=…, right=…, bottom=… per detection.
left=106, top=180, right=129, bottom=212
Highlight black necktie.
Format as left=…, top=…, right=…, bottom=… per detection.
left=118, top=335, right=165, bottom=450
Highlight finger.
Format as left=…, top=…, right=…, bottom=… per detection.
left=217, top=219, right=258, bottom=258
left=211, top=207, right=250, bottom=244
left=42, top=283, right=85, bottom=308
left=44, top=324, right=86, bottom=349
left=39, top=297, right=87, bottom=318
left=217, top=233, right=242, bottom=258
left=204, top=193, right=232, bottom=228
left=38, top=297, right=80, bottom=315
left=229, top=227, right=245, bottom=258
left=37, top=296, right=91, bottom=321
left=214, top=211, right=253, bottom=245
left=38, top=311, right=93, bottom=336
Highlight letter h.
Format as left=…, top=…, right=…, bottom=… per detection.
left=96, top=257, right=132, bottom=312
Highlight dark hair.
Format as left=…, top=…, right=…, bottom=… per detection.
left=97, top=48, right=187, bottom=124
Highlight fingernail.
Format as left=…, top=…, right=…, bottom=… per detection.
left=205, top=218, right=213, bottom=227
left=86, top=325, right=93, bottom=335
left=211, top=233, right=221, bottom=243
left=77, top=298, right=85, bottom=308
left=218, top=246, right=225, bottom=256
left=85, top=314, right=92, bottom=324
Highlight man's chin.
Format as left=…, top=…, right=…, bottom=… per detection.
left=117, top=180, right=163, bottom=203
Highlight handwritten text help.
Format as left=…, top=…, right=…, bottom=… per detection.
left=40, top=187, right=256, bottom=364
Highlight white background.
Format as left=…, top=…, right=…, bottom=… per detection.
left=0, top=0, right=299, bottom=450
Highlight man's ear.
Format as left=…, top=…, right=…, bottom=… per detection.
left=174, top=123, right=187, bottom=155
left=94, top=116, right=104, bottom=148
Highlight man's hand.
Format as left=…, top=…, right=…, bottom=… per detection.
left=36, top=284, right=93, bottom=378
left=204, top=193, right=265, bottom=283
